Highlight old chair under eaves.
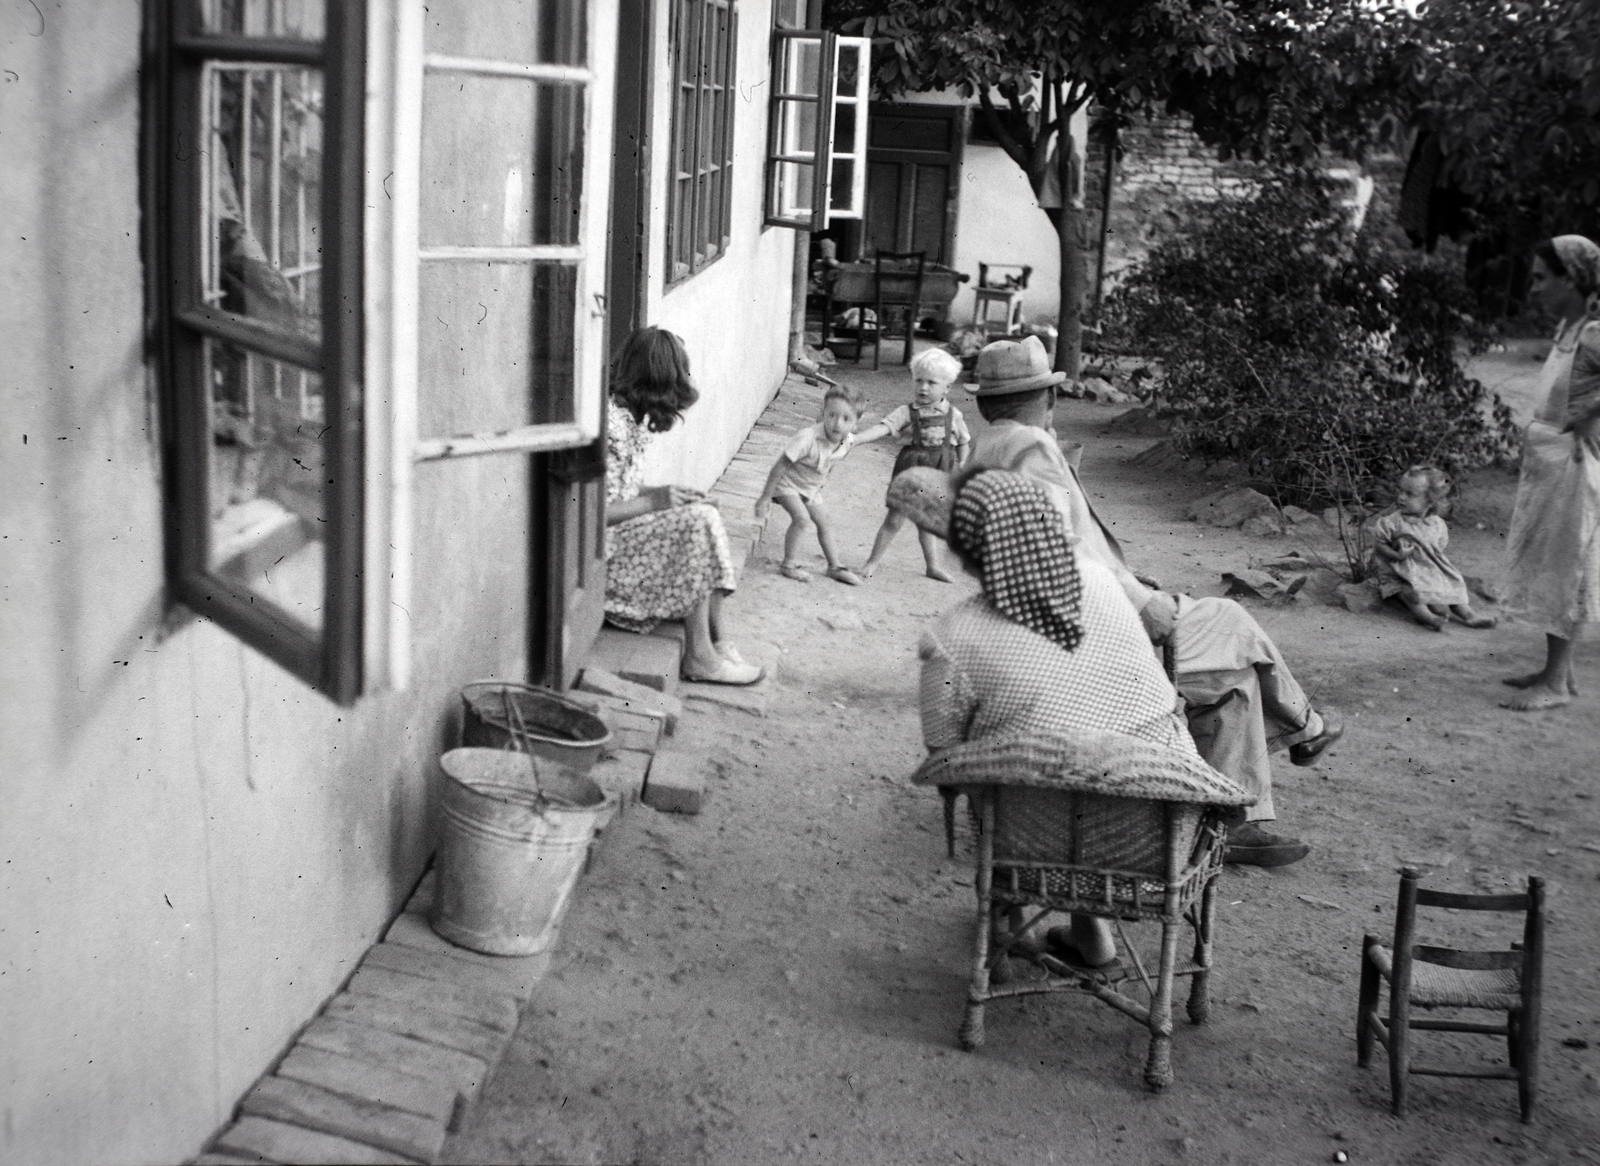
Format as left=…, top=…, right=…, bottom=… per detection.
left=913, top=729, right=1253, bottom=1090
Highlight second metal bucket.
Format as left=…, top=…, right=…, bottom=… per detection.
left=430, top=747, right=606, bottom=957
left=459, top=681, right=612, bottom=773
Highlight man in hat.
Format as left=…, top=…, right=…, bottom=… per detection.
left=959, top=335, right=1343, bottom=867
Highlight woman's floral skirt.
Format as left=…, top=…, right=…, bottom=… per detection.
left=605, top=501, right=738, bottom=632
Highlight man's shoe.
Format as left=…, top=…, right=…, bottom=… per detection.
left=1289, top=718, right=1344, bottom=766
left=1225, top=822, right=1310, bottom=867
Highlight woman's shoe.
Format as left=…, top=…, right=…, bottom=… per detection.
left=714, top=641, right=748, bottom=666
left=682, top=659, right=763, bottom=686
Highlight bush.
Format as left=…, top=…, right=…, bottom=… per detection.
left=1102, top=170, right=1518, bottom=509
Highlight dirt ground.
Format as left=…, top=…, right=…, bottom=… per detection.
left=443, top=347, right=1600, bottom=1166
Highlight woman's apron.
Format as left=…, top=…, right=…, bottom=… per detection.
left=1502, top=329, right=1600, bottom=636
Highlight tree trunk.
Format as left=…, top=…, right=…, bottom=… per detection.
left=1055, top=125, right=1086, bottom=382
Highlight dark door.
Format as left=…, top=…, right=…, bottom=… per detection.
left=863, top=103, right=963, bottom=264
left=531, top=0, right=651, bottom=689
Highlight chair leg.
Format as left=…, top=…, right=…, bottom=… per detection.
left=1517, top=1004, right=1541, bottom=1123
left=1507, top=1009, right=1521, bottom=1070
left=959, top=797, right=994, bottom=1052
left=1357, top=934, right=1381, bottom=1067
left=988, top=902, right=1014, bottom=986
left=1144, top=916, right=1182, bottom=1090
left=1389, top=989, right=1411, bottom=1117
left=1186, top=876, right=1217, bottom=1024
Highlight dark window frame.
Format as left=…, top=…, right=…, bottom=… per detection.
left=666, top=0, right=738, bottom=284
left=143, top=0, right=366, bottom=703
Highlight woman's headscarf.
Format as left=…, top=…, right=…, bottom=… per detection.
left=949, top=470, right=1084, bottom=653
left=1552, top=235, right=1600, bottom=298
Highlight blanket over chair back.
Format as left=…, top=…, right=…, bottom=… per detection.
left=910, top=730, right=1254, bottom=807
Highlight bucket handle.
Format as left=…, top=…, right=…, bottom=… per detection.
left=489, top=687, right=587, bottom=813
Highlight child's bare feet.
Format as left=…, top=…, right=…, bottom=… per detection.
left=859, top=561, right=880, bottom=581
left=1449, top=604, right=1496, bottom=629
left=825, top=565, right=863, bottom=586
left=925, top=564, right=953, bottom=583
left=1406, top=603, right=1446, bottom=630
left=780, top=562, right=812, bottom=582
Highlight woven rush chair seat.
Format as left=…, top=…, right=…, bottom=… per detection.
left=1366, top=944, right=1522, bottom=1010
left=911, top=731, right=1251, bottom=1091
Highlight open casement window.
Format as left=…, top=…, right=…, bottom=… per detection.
left=764, top=31, right=869, bottom=229
left=404, top=3, right=615, bottom=462
left=147, top=0, right=366, bottom=702
left=667, top=0, right=738, bottom=283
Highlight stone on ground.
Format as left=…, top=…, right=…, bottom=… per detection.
left=642, top=750, right=707, bottom=815
left=1186, top=485, right=1281, bottom=529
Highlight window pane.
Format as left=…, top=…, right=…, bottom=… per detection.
left=771, top=159, right=816, bottom=218
left=424, top=0, right=584, bottom=66
left=832, top=100, right=857, bottom=155
left=835, top=43, right=860, bottom=97
left=420, top=74, right=583, bottom=247
left=779, top=38, right=822, bottom=98
left=206, top=338, right=326, bottom=633
left=416, top=263, right=576, bottom=435
left=201, top=63, right=324, bottom=341
left=829, top=159, right=853, bottom=211
left=776, top=97, right=818, bottom=159
left=200, top=0, right=325, bottom=39
left=772, top=0, right=807, bottom=30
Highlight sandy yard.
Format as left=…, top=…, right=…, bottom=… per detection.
left=442, top=348, right=1599, bottom=1166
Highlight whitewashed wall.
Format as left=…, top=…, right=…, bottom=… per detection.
left=642, top=0, right=799, bottom=491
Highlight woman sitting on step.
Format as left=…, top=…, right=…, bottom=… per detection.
left=605, top=328, right=761, bottom=685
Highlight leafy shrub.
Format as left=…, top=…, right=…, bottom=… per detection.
left=1102, top=169, right=1518, bottom=509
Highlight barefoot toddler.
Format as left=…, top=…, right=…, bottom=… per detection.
left=1371, top=465, right=1496, bottom=630
left=756, top=382, right=868, bottom=585
left=855, top=348, right=971, bottom=582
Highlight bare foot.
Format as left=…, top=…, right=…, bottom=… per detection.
left=1415, top=613, right=1446, bottom=631
left=1500, top=685, right=1573, bottom=711
left=780, top=562, right=812, bottom=583
left=1456, top=613, right=1498, bottom=629
left=859, top=562, right=879, bottom=581
left=925, top=565, right=954, bottom=583
left=1503, top=669, right=1579, bottom=694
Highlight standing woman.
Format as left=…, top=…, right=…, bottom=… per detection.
left=1501, top=235, right=1600, bottom=710
left=605, top=328, right=762, bottom=685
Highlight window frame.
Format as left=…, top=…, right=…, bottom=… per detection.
left=144, top=0, right=367, bottom=703
left=666, top=0, right=738, bottom=284
left=762, top=30, right=870, bottom=230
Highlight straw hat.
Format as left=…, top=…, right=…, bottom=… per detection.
left=973, top=334, right=1066, bottom=396
left=885, top=467, right=954, bottom=539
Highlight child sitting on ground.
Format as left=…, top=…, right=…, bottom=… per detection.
left=755, top=382, right=869, bottom=585
left=854, top=348, right=972, bottom=582
left=1371, top=465, right=1497, bottom=630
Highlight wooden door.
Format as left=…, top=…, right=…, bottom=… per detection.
left=863, top=103, right=963, bottom=264
left=531, top=0, right=650, bottom=689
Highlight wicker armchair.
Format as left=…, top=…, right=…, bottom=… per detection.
left=912, top=731, right=1251, bottom=1090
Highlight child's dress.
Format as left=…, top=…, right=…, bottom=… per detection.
left=772, top=423, right=854, bottom=501
left=1370, top=511, right=1469, bottom=607
left=879, top=400, right=970, bottom=497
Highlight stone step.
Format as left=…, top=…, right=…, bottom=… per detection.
left=585, top=627, right=682, bottom=694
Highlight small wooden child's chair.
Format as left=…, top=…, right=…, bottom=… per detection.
left=1357, top=867, right=1545, bottom=1121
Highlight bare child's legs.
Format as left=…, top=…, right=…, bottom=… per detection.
left=862, top=510, right=951, bottom=582
left=1503, top=633, right=1579, bottom=708
left=1448, top=603, right=1496, bottom=629
left=775, top=494, right=860, bottom=584
left=1398, top=589, right=1446, bottom=630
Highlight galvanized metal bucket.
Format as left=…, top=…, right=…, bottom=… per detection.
left=459, top=681, right=612, bottom=774
left=430, top=748, right=606, bottom=956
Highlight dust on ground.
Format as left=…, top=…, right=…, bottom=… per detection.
left=444, top=351, right=1600, bottom=1166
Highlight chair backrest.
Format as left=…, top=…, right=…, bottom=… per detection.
left=874, top=249, right=927, bottom=305
left=1394, top=866, right=1545, bottom=984
left=978, top=262, right=1032, bottom=290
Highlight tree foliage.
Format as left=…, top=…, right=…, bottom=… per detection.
left=1396, top=0, right=1600, bottom=239
left=1102, top=172, right=1519, bottom=509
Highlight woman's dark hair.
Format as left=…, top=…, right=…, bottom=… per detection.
left=612, top=327, right=700, bottom=432
left=1534, top=238, right=1599, bottom=296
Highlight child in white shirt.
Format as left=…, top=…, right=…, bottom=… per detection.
left=756, top=383, right=869, bottom=584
